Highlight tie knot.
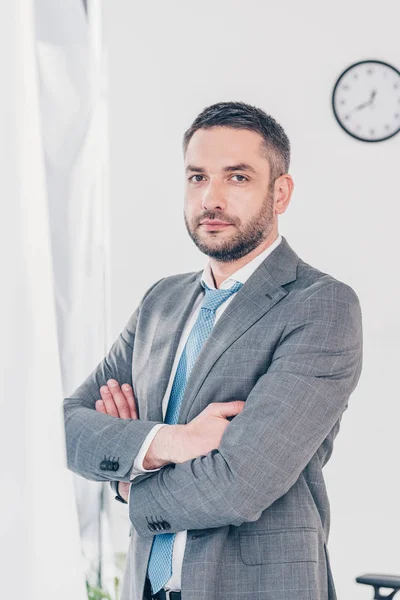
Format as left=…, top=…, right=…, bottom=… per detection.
left=200, top=280, right=243, bottom=312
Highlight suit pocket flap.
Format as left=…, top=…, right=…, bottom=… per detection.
left=239, top=527, right=318, bottom=565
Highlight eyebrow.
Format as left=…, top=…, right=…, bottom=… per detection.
left=185, top=163, right=257, bottom=174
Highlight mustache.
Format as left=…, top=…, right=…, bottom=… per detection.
left=196, top=213, right=236, bottom=226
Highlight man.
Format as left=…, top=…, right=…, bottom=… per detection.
left=63, top=101, right=363, bottom=600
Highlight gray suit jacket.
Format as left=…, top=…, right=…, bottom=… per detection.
left=63, top=236, right=363, bottom=600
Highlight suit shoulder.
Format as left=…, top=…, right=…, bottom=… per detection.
left=141, top=270, right=201, bottom=303
left=152, top=270, right=201, bottom=291
left=295, top=259, right=361, bottom=307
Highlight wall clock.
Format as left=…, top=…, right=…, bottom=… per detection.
left=332, top=59, right=400, bottom=142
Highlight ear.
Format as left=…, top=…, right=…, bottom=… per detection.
left=274, top=174, right=294, bottom=215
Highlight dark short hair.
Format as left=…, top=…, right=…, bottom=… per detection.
left=182, top=101, right=290, bottom=182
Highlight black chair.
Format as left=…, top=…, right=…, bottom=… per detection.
left=356, top=574, right=400, bottom=599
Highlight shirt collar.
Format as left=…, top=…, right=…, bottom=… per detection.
left=201, top=234, right=282, bottom=290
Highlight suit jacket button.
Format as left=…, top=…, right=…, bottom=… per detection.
left=146, top=517, right=157, bottom=531
left=100, top=455, right=118, bottom=470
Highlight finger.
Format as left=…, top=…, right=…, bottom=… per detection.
left=100, top=385, right=119, bottom=417
left=212, top=400, right=246, bottom=418
left=106, top=379, right=132, bottom=419
left=121, top=383, right=138, bottom=420
left=95, top=399, right=107, bottom=414
left=119, top=481, right=131, bottom=502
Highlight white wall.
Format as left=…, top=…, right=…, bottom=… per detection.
left=102, top=2, right=400, bottom=597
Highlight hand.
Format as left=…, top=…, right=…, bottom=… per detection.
left=178, top=400, right=246, bottom=462
left=95, top=379, right=138, bottom=419
left=143, top=400, right=246, bottom=469
left=95, top=378, right=137, bottom=502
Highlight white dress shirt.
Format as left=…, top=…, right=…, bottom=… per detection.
left=128, top=234, right=282, bottom=591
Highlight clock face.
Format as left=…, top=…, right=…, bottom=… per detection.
left=332, top=60, right=400, bottom=142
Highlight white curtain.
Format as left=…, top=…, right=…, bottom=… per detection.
left=34, top=0, right=118, bottom=596
left=0, top=1, right=87, bottom=599
left=0, top=0, right=115, bottom=598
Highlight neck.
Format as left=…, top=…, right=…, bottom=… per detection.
left=209, top=229, right=279, bottom=289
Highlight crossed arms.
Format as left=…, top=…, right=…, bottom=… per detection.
left=63, top=279, right=362, bottom=537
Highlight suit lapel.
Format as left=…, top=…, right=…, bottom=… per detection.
left=145, top=236, right=299, bottom=424
left=178, top=236, right=299, bottom=423
left=145, top=272, right=203, bottom=422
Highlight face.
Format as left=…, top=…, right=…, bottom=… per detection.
left=183, top=126, right=289, bottom=262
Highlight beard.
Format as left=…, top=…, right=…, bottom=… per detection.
left=184, top=187, right=275, bottom=263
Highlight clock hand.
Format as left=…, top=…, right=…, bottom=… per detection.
left=353, top=89, right=377, bottom=112
left=354, top=100, right=370, bottom=111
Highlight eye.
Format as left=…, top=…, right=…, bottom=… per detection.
left=231, top=174, right=248, bottom=182
left=188, top=174, right=206, bottom=183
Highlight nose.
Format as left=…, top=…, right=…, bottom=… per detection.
left=201, top=180, right=227, bottom=212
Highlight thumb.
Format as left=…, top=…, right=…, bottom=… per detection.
left=214, top=400, right=245, bottom=419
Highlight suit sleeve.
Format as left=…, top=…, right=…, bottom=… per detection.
left=128, top=281, right=363, bottom=536
left=109, top=425, right=165, bottom=504
left=130, top=424, right=166, bottom=479
left=62, top=278, right=165, bottom=483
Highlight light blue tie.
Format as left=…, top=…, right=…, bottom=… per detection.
left=147, top=279, right=243, bottom=594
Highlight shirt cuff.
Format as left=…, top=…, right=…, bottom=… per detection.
left=129, top=423, right=166, bottom=480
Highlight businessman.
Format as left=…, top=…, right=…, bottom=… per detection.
left=63, top=101, right=363, bottom=600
